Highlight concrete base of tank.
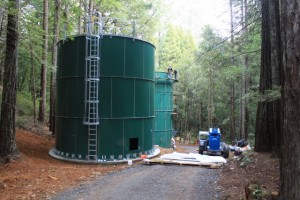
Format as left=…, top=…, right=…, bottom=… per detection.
left=48, top=147, right=160, bottom=164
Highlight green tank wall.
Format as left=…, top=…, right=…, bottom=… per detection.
left=154, top=72, right=173, bottom=148
left=55, top=35, right=155, bottom=161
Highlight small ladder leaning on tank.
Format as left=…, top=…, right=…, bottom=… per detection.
left=83, top=11, right=103, bottom=161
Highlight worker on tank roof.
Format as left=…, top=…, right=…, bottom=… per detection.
left=173, top=69, right=178, bottom=82
left=167, top=66, right=173, bottom=79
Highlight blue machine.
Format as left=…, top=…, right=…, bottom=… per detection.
left=198, top=128, right=229, bottom=158
left=209, top=128, right=221, bottom=152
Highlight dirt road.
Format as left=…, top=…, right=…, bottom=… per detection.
left=52, top=164, right=220, bottom=200
left=52, top=146, right=220, bottom=200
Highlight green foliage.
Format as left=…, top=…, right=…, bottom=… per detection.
left=259, top=86, right=281, bottom=102
left=155, top=25, right=199, bottom=132
left=15, top=91, right=35, bottom=128
left=157, top=24, right=196, bottom=71
left=248, top=182, right=269, bottom=200
left=16, top=92, right=34, bottom=116
left=18, top=2, right=44, bottom=92
left=163, top=9, right=261, bottom=138
left=239, top=150, right=253, bottom=168
left=252, top=187, right=263, bottom=199
left=0, top=90, right=35, bottom=128
left=16, top=115, right=32, bottom=128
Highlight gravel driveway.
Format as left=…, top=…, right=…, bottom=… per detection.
left=52, top=146, right=221, bottom=200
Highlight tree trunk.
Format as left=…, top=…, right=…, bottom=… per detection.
left=255, top=0, right=273, bottom=152
left=207, top=66, right=214, bottom=128
left=29, top=44, right=37, bottom=123
left=49, top=0, right=60, bottom=134
left=279, top=0, right=300, bottom=199
left=0, top=0, right=19, bottom=161
left=0, top=8, right=4, bottom=38
left=199, top=101, right=202, bottom=130
left=38, top=0, right=48, bottom=123
left=78, top=0, right=82, bottom=34
left=229, top=0, right=236, bottom=142
left=0, top=7, right=6, bottom=84
left=230, top=83, right=236, bottom=141
left=89, top=0, right=93, bottom=13
left=184, top=104, right=188, bottom=132
left=240, top=0, right=249, bottom=140
left=255, top=0, right=282, bottom=153
left=63, top=3, right=69, bottom=39
left=269, top=0, right=282, bottom=157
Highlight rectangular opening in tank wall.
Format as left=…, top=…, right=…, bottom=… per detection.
left=129, top=137, right=138, bottom=150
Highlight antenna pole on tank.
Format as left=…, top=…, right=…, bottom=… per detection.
left=84, top=11, right=103, bottom=162
left=132, top=19, right=136, bottom=41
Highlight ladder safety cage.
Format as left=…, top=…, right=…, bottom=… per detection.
left=83, top=11, right=103, bottom=161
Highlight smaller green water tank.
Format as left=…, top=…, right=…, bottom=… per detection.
left=154, top=72, right=174, bottom=148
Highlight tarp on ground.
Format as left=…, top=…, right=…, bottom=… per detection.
left=160, top=152, right=227, bottom=164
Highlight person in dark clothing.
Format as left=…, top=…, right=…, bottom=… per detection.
left=173, top=69, right=178, bottom=80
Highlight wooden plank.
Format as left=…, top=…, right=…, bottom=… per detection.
left=143, top=158, right=222, bottom=169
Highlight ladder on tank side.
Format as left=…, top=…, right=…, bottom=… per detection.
left=83, top=11, right=103, bottom=161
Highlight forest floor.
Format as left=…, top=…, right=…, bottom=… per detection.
left=0, top=128, right=279, bottom=200
left=219, top=150, right=279, bottom=199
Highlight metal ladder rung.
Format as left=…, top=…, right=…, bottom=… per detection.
left=89, top=130, right=97, bottom=133
left=85, top=100, right=99, bottom=103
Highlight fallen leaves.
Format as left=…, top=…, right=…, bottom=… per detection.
left=218, top=152, right=279, bottom=200
left=0, top=181, right=6, bottom=189
left=0, top=129, right=128, bottom=200
left=47, top=175, right=59, bottom=180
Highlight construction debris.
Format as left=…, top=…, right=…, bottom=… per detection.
left=143, top=152, right=227, bottom=169
left=229, top=140, right=252, bottom=156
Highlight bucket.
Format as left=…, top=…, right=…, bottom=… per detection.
left=128, top=160, right=133, bottom=166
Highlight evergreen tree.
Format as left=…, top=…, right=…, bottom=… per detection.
left=279, top=0, right=300, bottom=198
left=0, top=0, right=20, bottom=162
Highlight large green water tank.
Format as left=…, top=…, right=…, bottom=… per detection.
left=51, top=35, right=156, bottom=163
left=154, top=72, right=173, bottom=148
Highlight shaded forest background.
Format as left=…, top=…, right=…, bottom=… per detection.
left=0, top=0, right=263, bottom=144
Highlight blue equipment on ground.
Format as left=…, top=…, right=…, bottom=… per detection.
left=198, top=128, right=229, bottom=158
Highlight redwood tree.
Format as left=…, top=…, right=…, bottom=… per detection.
left=255, top=0, right=282, bottom=154
left=255, top=0, right=272, bottom=152
left=229, top=0, right=236, bottom=142
left=0, top=0, right=19, bottom=161
left=38, top=0, right=48, bottom=122
left=49, top=0, right=60, bottom=133
left=269, top=0, right=282, bottom=156
left=279, top=0, right=300, bottom=199
left=240, top=0, right=250, bottom=140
